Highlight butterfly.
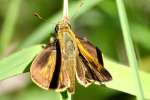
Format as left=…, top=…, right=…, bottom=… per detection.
left=30, top=20, right=112, bottom=94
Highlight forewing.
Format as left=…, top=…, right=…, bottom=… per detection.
left=76, top=36, right=104, bottom=66
left=56, top=31, right=76, bottom=94
left=79, top=53, right=112, bottom=83
left=51, top=41, right=71, bottom=92
left=76, top=36, right=112, bottom=82
left=30, top=45, right=56, bottom=90
left=56, top=63, right=70, bottom=92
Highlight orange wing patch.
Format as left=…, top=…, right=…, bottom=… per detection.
left=75, top=36, right=112, bottom=82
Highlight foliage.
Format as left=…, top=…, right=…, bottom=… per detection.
left=0, top=0, right=150, bottom=100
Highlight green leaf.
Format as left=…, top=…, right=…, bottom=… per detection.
left=19, top=0, right=104, bottom=48
left=15, top=88, right=61, bottom=100
left=0, top=0, right=22, bottom=53
left=104, top=57, right=150, bottom=100
left=0, top=45, right=149, bottom=99
left=0, top=45, right=42, bottom=80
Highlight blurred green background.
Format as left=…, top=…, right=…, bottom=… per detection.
left=0, top=0, right=150, bottom=100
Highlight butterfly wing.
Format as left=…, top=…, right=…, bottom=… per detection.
left=76, top=53, right=94, bottom=87
left=75, top=36, right=112, bottom=82
left=30, top=44, right=56, bottom=90
left=49, top=40, right=71, bottom=93
left=76, top=36, right=104, bottom=66
left=54, top=31, right=76, bottom=94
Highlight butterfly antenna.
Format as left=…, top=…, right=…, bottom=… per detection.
left=33, top=12, right=46, bottom=21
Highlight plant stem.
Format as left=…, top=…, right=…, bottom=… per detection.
left=0, top=0, right=21, bottom=53
left=61, top=91, right=71, bottom=100
left=63, top=0, right=69, bottom=21
left=116, top=0, right=144, bottom=100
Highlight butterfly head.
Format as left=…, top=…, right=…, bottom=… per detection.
left=55, top=21, right=71, bottom=33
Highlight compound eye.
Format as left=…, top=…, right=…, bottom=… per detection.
left=55, top=24, right=59, bottom=33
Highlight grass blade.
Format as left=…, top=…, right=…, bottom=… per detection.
left=0, top=45, right=42, bottom=80
left=104, top=57, right=149, bottom=100
left=116, top=0, right=144, bottom=100
left=0, top=0, right=22, bottom=53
